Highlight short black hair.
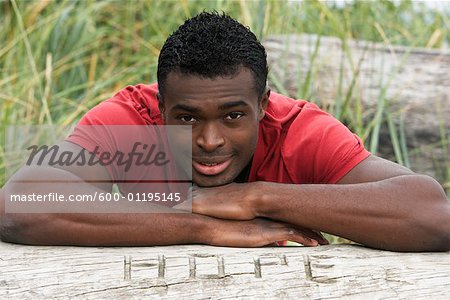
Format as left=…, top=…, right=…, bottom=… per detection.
left=157, top=11, right=268, bottom=98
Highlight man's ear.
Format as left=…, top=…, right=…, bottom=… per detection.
left=258, top=88, right=270, bottom=121
left=157, top=92, right=166, bottom=119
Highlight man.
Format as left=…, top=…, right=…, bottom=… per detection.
left=1, top=12, right=449, bottom=251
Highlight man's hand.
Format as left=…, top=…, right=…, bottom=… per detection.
left=182, top=182, right=260, bottom=220
left=206, top=217, right=328, bottom=247
left=174, top=183, right=328, bottom=246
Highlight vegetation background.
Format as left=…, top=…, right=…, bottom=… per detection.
left=0, top=0, right=449, bottom=243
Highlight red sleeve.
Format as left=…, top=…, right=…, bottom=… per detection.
left=282, top=102, right=370, bottom=184
left=65, top=84, right=160, bottom=181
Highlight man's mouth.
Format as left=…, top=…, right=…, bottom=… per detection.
left=192, top=157, right=233, bottom=176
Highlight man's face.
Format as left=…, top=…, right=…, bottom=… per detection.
left=159, top=68, right=268, bottom=187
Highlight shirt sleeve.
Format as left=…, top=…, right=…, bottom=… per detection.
left=282, top=102, right=371, bottom=184
left=65, top=85, right=185, bottom=200
left=65, top=86, right=154, bottom=182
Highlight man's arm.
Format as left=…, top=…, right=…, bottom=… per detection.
left=0, top=165, right=205, bottom=246
left=0, top=143, right=325, bottom=247
left=190, top=155, right=450, bottom=251
left=0, top=183, right=323, bottom=247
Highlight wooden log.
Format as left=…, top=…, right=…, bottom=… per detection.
left=263, top=34, right=449, bottom=180
left=1, top=241, right=449, bottom=298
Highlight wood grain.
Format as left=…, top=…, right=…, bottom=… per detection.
left=1, top=242, right=449, bottom=299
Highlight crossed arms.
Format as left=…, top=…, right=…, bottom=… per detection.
left=1, top=141, right=450, bottom=251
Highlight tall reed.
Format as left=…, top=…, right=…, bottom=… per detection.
left=1, top=0, right=448, bottom=194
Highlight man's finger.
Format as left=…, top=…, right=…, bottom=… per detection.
left=297, top=228, right=329, bottom=245
left=272, top=221, right=329, bottom=245
left=285, top=228, right=319, bottom=247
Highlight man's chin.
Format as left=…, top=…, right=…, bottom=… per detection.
left=192, top=173, right=235, bottom=187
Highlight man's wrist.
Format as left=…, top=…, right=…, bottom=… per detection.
left=248, top=181, right=271, bottom=218
left=191, top=213, right=217, bottom=245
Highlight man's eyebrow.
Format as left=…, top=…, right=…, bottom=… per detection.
left=171, top=103, right=201, bottom=114
left=218, top=100, right=249, bottom=110
left=171, top=101, right=249, bottom=113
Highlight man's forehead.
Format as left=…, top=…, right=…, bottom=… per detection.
left=164, top=69, right=257, bottom=96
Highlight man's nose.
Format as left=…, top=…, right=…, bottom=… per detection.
left=196, top=122, right=225, bottom=152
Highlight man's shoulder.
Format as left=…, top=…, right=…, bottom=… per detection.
left=112, top=83, right=159, bottom=101
left=264, top=91, right=327, bottom=127
left=256, top=91, right=368, bottom=184
left=264, top=91, right=357, bottom=146
left=110, top=83, right=159, bottom=112
left=77, top=83, right=162, bottom=126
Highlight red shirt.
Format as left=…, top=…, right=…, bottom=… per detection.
left=67, top=83, right=370, bottom=186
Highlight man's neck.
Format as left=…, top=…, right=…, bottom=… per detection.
left=233, top=159, right=252, bottom=183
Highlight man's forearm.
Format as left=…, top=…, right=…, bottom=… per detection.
left=1, top=188, right=325, bottom=247
left=1, top=180, right=211, bottom=245
left=254, top=175, right=450, bottom=251
left=1, top=209, right=211, bottom=246
left=0, top=166, right=327, bottom=247
left=0, top=166, right=211, bottom=246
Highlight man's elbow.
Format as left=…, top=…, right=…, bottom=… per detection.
left=431, top=207, right=450, bottom=252
left=438, top=233, right=450, bottom=252
left=1, top=202, right=43, bottom=245
left=0, top=188, right=22, bottom=244
left=410, top=175, right=450, bottom=251
left=418, top=199, right=450, bottom=251
left=400, top=206, right=450, bottom=252
left=0, top=214, right=28, bottom=244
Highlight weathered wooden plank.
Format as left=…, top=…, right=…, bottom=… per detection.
left=1, top=242, right=449, bottom=299
left=263, top=34, right=450, bottom=180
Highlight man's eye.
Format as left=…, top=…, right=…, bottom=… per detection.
left=179, top=115, right=197, bottom=123
left=225, top=112, right=244, bottom=120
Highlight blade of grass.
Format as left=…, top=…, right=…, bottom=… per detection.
left=10, top=0, right=53, bottom=125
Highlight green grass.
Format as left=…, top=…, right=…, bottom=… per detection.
left=1, top=0, right=449, bottom=243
